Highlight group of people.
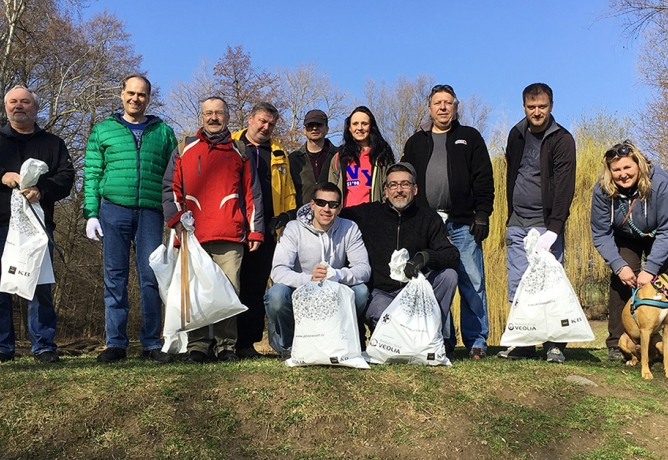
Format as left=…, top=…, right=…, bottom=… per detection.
left=0, top=76, right=661, bottom=367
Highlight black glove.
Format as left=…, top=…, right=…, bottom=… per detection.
left=469, top=211, right=489, bottom=244
left=404, top=251, right=429, bottom=279
left=268, top=212, right=290, bottom=235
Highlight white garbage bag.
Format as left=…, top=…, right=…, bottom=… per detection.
left=500, top=228, right=595, bottom=346
left=287, top=268, right=369, bottom=369
left=149, top=212, right=248, bottom=354
left=367, top=249, right=450, bottom=366
left=0, top=159, right=54, bottom=299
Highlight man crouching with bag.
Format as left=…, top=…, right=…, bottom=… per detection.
left=0, top=86, right=74, bottom=363
left=162, top=96, right=264, bottom=363
left=265, top=182, right=371, bottom=360
left=340, top=163, right=460, bottom=356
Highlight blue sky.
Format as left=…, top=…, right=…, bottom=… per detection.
left=84, top=0, right=647, bottom=134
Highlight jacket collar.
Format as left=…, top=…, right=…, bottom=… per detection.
left=0, top=122, right=43, bottom=138
left=420, top=119, right=461, bottom=133
left=513, top=115, right=559, bottom=139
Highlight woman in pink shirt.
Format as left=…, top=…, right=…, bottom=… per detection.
left=329, top=106, right=395, bottom=207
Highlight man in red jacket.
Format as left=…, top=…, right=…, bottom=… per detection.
left=163, top=96, right=264, bottom=363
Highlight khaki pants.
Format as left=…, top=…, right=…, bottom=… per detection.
left=187, top=240, right=244, bottom=355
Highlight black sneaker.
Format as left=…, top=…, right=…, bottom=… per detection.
left=445, top=342, right=455, bottom=362
left=546, top=347, right=566, bottom=364
left=469, top=347, right=487, bottom=360
left=97, top=347, right=127, bottom=363
left=141, top=349, right=174, bottom=364
left=497, top=346, right=537, bottom=360
left=236, top=346, right=261, bottom=360
left=0, top=352, right=14, bottom=362
left=280, top=349, right=292, bottom=361
left=34, top=351, right=60, bottom=363
left=218, top=350, right=239, bottom=363
left=184, top=351, right=209, bottom=364
left=607, top=347, right=625, bottom=362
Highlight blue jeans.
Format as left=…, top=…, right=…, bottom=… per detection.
left=505, top=225, right=566, bottom=351
left=100, top=199, right=164, bottom=350
left=265, top=282, right=369, bottom=354
left=0, top=225, right=57, bottom=356
left=446, top=222, right=489, bottom=350
left=365, top=268, right=458, bottom=340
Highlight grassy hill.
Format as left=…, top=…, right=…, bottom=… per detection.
left=1, top=322, right=667, bottom=460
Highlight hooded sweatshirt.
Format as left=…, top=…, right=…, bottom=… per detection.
left=270, top=204, right=371, bottom=289
left=591, top=165, right=668, bottom=275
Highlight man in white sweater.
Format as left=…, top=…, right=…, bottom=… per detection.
left=265, top=182, right=371, bottom=359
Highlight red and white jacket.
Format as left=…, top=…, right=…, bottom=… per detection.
left=162, top=128, right=264, bottom=244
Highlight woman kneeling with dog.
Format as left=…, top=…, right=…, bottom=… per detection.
left=591, top=140, right=668, bottom=362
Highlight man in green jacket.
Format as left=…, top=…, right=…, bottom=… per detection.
left=83, top=75, right=177, bottom=364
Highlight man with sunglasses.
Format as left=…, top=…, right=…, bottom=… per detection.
left=289, top=110, right=337, bottom=207
left=340, top=163, right=460, bottom=350
left=265, top=182, right=370, bottom=360
left=402, top=84, right=494, bottom=360
left=498, top=83, right=576, bottom=363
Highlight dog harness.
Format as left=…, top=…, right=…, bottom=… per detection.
left=630, top=274, right=668, bottom=324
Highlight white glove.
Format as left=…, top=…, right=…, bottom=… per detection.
left=535, top=230, right=557, bottom=252
left=86, top=218, right=104, bottom=241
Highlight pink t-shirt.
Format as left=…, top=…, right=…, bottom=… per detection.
left=344, top=148, right=372, bottom=207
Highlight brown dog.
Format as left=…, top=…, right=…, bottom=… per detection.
left=620, top=278, right=667, bottom=380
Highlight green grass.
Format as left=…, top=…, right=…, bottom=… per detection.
left=1, top=345, right=668, bottom=459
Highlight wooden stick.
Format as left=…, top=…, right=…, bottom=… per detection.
left=180, top=231, right=190, bottom=328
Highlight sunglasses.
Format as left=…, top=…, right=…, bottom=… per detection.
left=605, top=141, right=632, bottom=160
left=313, top=198, right=341, bottom=209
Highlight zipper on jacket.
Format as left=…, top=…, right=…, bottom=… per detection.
left=198, top=155, right=201, bottom=176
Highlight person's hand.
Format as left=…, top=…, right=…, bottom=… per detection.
left=1, top=172, right=19, bottom=188
left=535, top=230, right=558, bottom=252
left=637, top=270, right=654, bottom=288
left=86, top=218, right=103, bottom=241
left=469, top=212, right=489, bottom=243
left=404, top=251, right=429, bottom=279
left=617, top=266, right=637, bottom=288
left=268, top=212, right=290, bottom=235
left=311, top=264, right=328, bottom=281
left=173, top=221, right=185, bottom=241
left=20, top=186, right=41, bottom=204
left=248, top=240, right=261, bottom=252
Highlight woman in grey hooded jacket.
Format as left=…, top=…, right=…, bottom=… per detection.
left=590, top=140, right=668, bottom=362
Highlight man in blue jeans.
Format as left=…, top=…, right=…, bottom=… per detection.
left=265, top=182, right=370, bottom=360
left=0, top=85, right=74, bottom=363
left=83, top=75, right=177, bottom=364
left=402, top=84, right=494, bottom=359
left=498, top=83, right=576, bottom=363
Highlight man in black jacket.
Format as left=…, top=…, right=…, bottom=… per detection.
left=289, top=109, right=337, bottom=208
left=497, top=83, right=576, bottom=363
left=341, top=163, right=459, bottom=346
left=0, top=85, right=74, bottom=363
left=402, top=84, right=494, bottom=360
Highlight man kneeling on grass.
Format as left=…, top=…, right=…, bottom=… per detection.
left=265, top=182, right=371, bottom=360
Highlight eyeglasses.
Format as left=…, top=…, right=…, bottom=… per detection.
left=202, top=110, right=226, bottom=118
left=605, top=140, right=633, bottom=160
left=385, top=181, right=414, bottom=190
left=313, top=198, right=341, bottom=209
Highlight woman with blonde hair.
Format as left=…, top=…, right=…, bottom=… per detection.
left=590, top=140, right=668, bottom=362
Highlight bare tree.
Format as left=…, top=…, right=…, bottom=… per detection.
left=363, top=74, right=435, bottom=158
left=609, top=0, right=668, bottom=161
left=459, top=93, right=493, bottom=139
left=213, top=44, right=278, bottom=132
left=163, top=58, right=216, bottom=139
left=275, top=62, right=348, bottom=151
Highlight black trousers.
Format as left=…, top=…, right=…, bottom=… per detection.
left=237, top=235, right=276, bottom=349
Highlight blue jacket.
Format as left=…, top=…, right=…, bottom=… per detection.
left=591, top=165, right=668, bottom=275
